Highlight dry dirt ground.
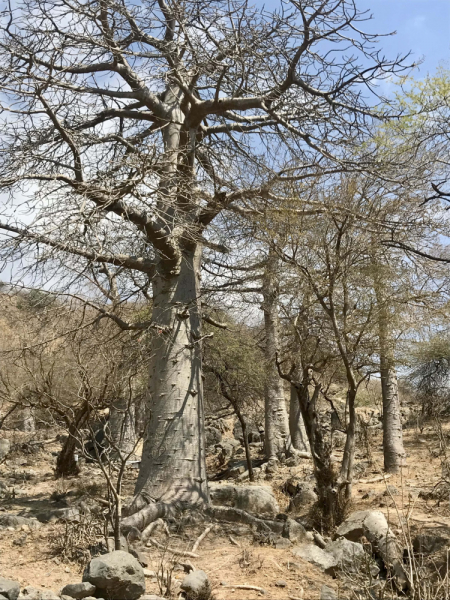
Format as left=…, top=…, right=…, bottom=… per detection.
left=0, top=421, right=447, bottom=600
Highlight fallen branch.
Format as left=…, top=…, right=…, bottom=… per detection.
left=192, top=524, right=214, bottom=552
left=147, top=538, right=200, bottom=558
left=223, top=585, right=266, bottom=593
left=229, top=535, right=240, bottom=547
left=358, top=474, right=392, bottom=484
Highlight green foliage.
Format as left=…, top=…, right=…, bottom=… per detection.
left=203, top=314, right=266, bottom=419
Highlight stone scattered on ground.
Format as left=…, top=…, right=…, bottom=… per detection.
left=320, top=584, right=337, bottom=599
left=292, top=544, right=337, bottom=576
left=82, top=551, right=145, bottom=600
left=180, top=570, right=211, bottom=600
left=0, top=577, right=20, bottom=600
left=60, top=582, right=96, bottom=599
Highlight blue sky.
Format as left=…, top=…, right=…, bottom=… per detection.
left=348, top=0, right=450, bottom=77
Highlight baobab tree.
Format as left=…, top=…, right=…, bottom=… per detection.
left=0, top=0, right=411, bottom=524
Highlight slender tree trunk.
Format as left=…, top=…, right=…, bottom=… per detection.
left=134, top=246, right=208, bottom=506
left=292, top=376, right=342, bottom=530
left=289, top=383, right=309, bottom=452
left=108, top=398, right=136, bottom=458
left=381, top=357, right=405, bottom=473
left=235, top=408, right=254, bottom=482
left=340, top=387, right=357, bottom=499
left=263, top=253, right=291, bottom=460
left=372, top=260, right=405, bottom=474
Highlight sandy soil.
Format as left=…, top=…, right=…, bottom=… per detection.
left=0, top=421, right=448, bottom=600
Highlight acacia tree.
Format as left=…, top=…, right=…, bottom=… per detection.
left=0, top=0, right=410, bottom=522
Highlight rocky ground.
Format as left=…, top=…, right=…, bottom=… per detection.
left=0, top=417, right=449, bottom=600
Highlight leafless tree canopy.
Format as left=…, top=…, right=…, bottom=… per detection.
left=0, top=0, right=410, bottom=290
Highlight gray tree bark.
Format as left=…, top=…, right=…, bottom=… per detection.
left=263, top=253, right=291, bottom=460
left=372, top=262, right=405, bottom=474
left=289, top=383, right=309, bottom=452
left=134, top=246, right=208, bottom=506
left=380, top=349, right=405, bottom=473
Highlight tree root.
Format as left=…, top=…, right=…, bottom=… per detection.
left=205, top=505, right=284, bottom=535
left=121, top=502, right=169, bottom=535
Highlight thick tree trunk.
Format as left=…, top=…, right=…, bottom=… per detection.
left=263, top=254, right=291, bottom=460
left=289, top=383, right=309, bottom=452
left=108, top=398, right=136, bottom=458
left=381, top=360, right=405, bottom=473
left=134, top=246, right=208, bottom=507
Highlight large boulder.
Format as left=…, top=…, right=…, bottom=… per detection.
left=180, top=570, right=211, bottom=600
left=0, top=578, right=19, bottom=600
left=209, top=483, right=279, bottom=516
left=82, top=551, right=145, bottom=600
left=0, top=440, right=11, bottom=461
left=335, top=510, right=407, bottom=588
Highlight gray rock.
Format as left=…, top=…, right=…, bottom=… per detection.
left=292, top=544, right=338, bottom=575
left=217, top=441, right=239, bottom=463
left=40, top=593, right=59, bottom=600
left=275, top=580, right=287, bottom=587
left=36, top=507, right=80, bottom=523
left=209, top=483, right=279, bottom=516
left=205, top=427, right=222, bottom=446
left=325, top=537, right=374, bottom=574
left=0, top=514, right=40, bottom=529
left=282, top=518, right=307, bottom=543
left=0, top=439, right=11, bottom=461
left=336, top=510, right=407, bottom=588
left=19, top=585, right=42, bottom=599
left=180, top=570, right=211, bottom=600
left=0, top=577, right=20, bottom=600
left=335, top=510, right=389, bottom=542
left=83, top=550, right=145, bottom=600
left=320, top=585, right=337, bottom=600
left=60, top=582, right=96, bottom=599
